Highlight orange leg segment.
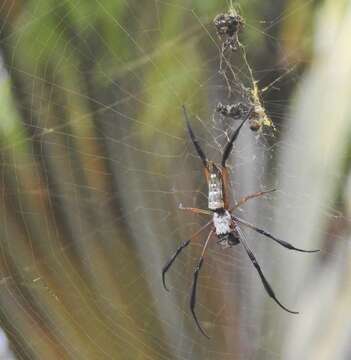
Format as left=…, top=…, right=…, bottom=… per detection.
left=232, top=189, right=276, bottom=211
left=178, top=204, right=212, bottom=216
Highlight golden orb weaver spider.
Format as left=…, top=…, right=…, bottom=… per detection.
left=162, top=106, right=319, bottom=338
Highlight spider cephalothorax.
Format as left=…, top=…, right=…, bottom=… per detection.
left=162, top=106, right=319, bottom=338
left=213, top=209, right=240, bottom=248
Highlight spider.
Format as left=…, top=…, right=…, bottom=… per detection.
left=162, top=106, right=319, bottom=338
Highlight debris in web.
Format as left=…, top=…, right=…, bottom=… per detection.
left=216, top=102, right=248, bottom=119
left=246, top=82, right=275, bottom=132
left=213, top=6, right=275, bottom=133
left=213, top=9, right=244, bottom=52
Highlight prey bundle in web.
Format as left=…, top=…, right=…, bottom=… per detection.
left=213, top=6, right=275, bottom=133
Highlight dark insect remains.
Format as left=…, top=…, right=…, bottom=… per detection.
left=213, top=11, right=244, bottom=51
left=162, top=106, right=319, bottom=338
left=216, top=101, right=264, bottom=132
left=216, top=101, right=249, bottom=119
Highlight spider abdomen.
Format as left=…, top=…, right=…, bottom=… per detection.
left=208, top=165, right=225, bottom=210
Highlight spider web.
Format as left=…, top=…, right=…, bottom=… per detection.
left=0, top=0, right=350, bottom=359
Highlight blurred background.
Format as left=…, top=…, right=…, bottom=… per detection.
left=0, top=0, right=350, bottom=359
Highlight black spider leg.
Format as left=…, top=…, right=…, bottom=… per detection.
left=190, top=228, right=214, bottom=339
left=221, top=106, right=254, bottom=167
left=233, top=216, right=320, bottom=253
left=235, top=225, right=299, bottom=314
left=182, top=105, right=208, bottom=169
left=162, top=220, right=212, bottom=291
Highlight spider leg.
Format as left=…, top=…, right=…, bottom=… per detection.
left=232, top=189, right=276, bottom=210
left=190, top=229, right=214, bottom=339
left=182, top=105, right=208, bottom=169
left=179, top=204, right=212, bottom=216
left=221, top=106, right=253, bottom=167
left=162, top=219, right=213, bottom=291
left=233, top=216, right=319, bottom=253
left=235, top=225, right=299, bottom=314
